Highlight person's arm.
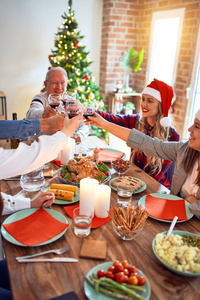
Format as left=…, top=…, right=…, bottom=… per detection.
left=26, top=101, right=44, bottom=119
left=86, top=112, right=131, bottom=141
left=0, top=119, right=41, bottom=140
left=1, top=192, right=55, bottom=215
left=0, top=114, right=83, bottom=179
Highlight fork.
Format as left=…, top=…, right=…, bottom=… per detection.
left=16, top=244, right=70, bottom=261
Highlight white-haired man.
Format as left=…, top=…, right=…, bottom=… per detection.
left=26, top=67, right=89, bottom=140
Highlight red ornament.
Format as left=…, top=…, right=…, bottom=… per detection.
left=84, top=75, right=90, bottom=81
left=48, top=55, right=52, bottom=60
left=65, top=56, right=68, bottom=60
left=73, top=41, right=78, bottom=48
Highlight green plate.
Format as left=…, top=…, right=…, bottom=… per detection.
left=1, top=208, right=68, bottom=247
left=152, top=230, right=200, bottom=276
left=109, top=176, right=146, bottom=194
left=138, top=193, right=194, bottom=223
left=84, top=261, right=151, bottom=300
left=45, top=187, right=80, bottom=205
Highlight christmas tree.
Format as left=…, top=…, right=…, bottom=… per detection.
left=47, top=0, right=107, bottom=138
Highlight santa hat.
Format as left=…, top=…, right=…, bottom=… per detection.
left=142, top=78, right=174, bottom=127
left=195, top=109, right=200, bottom=121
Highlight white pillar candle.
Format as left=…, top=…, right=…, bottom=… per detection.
left=79, top=178, right=99, bottom=216
left=60, top=137, right=75, bottom=164
left=95, top=185, right=111, bottom=218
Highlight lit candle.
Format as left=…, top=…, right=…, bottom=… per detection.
left=95, top=185, right=111, bottom=218
left=79, top=178, right=99, bottom=216
left=60, top=137, right=75, bottom=164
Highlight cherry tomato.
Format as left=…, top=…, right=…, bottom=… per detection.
left=105, top=271, right=114, bottom=279
left=114, top=263, right=124, bottom=273
left=113, top=260, right=120, bottom=267
left=97, top=269, right=105, bottom=278
left=127, top=265, right=137, bottom=275
left=60, top=174, right=65, bottom=178
left=114, top=272, right=125, bottom=283
left=123, top=275, right=129, bottom=283
left=137, top=276, right=146, bottom=286
left=124, top=268, right=129, bottom=276
left=98, top=161, right=103, bottom=165
left=108, top=266, right=115, bottom=273
left=68, top=178, right=73, bottom=182
left=127, top=276, right=138, bottom=286
left=122, top=260, right=129, bottom=269
left=129, top=272, right=138, bottom=278
left=104, top=171, right=109, bottom=176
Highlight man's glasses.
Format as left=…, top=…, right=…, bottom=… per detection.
left=47, top=81, right=67, bottom=86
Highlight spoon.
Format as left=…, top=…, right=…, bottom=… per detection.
left=166, top=216, right=178, bottom=237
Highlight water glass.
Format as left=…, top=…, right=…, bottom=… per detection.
left=20, top=167, right=45, bottom=192
left=73, top=207, right=92, bottom=237
left=117, top=185, right=133, bottom=207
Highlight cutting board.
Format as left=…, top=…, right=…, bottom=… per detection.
left=79, top=239, right=107, bottom=259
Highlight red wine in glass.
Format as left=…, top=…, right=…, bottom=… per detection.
left=83, top=112, right=95, bottom=119
left=68, top=113, right=79, bottom=119
left=50, top=103, right=59, bottom=109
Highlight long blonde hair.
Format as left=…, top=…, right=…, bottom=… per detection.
left=183, top=147, right=200, bottom=185
left=132, top=102, right=170, bottom=175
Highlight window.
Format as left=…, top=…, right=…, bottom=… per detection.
left=146, top=8, right=185, bottom=86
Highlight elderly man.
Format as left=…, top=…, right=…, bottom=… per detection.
left=26, top=67, right=89, bottom=140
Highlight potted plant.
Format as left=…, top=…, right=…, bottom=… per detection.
left=123, top=102, right=135, bottom=114
left=121, top=47, right=144, bottom=92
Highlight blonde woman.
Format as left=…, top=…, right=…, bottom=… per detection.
left=95, top=79, right=180, bottom=188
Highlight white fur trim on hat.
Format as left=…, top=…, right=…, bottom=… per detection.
left=160, top=116, right=171, bottom=127
left=141, top=87, right=161, bottom=102
left=195, top=109, right=200, bottom=121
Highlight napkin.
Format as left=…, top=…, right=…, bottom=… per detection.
left=145, top=194, right=188, bottom=220
left=63, top=204, right=111, bottom=228
left=52, top=160, right=62, bottom=167
left=3, top=208, right=69, bottom=246
left=99, top=148, right=124, bottom=162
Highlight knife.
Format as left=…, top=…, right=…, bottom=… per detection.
left=17, top=257, right=78, bottom=263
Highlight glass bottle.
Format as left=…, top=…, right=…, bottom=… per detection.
left=10, top=113, right=20, bottom=149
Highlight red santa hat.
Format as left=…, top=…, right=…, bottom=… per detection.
left=195, top=109, right=200, bottom=121
left=142, top=78, right=174, bottom=127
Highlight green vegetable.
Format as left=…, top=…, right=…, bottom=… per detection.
left=182, top=235, right=200, bottom=249
left=86, top=275, right=146, bottom=300
left=63, top=172, right=72, bottom=181
left=97, top=163, right=109, bottom=173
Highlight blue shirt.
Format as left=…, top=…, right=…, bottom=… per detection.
left=0, top=118, right=41, bottom=140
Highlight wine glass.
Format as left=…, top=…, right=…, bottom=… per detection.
left=48, top=93, right=61, bottom=110
left=66, top=100, right=81, bottom=119
left=111, top=157, right=131, bottom=178
left=83, top=104, right=95, bottom=135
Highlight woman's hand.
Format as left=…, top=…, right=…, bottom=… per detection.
left=84, top=112, right=107, bottom=129
left=61, top=114, right=83, bottom=136
left=42, top=106, right=58, bottom=118
left=185, top=195, right=198, bottom=204
left=31, top=192, right=55, bottom=208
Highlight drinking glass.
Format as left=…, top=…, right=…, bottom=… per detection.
left=73, top=207, right=92, bottom=237
left=48, top=93, right=61, bottom=109
left=66, top=100, right=81, bottom=119
left=117, top=185, right=133, bottom=207
left=20, top=167, right=45, bottom=192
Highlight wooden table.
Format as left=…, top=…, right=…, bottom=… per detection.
left=1, top=163, right=200, bottom=300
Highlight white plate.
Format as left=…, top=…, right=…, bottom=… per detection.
left=45, top=187, right=79, bottom=205
left=1, top=208, right=68, bottom=247
left=152, top=230, right=200, bottom=276
left=138, top=193, right=193, bottom=223
left=109, top=176, right=146, bottom=194
left=84, top=261, right=151, bottom=300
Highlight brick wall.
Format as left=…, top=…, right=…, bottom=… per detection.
left=100, top=0, right=200, bottom=137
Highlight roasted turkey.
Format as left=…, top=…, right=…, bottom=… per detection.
left=67, top=156, right=104, bottom=181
